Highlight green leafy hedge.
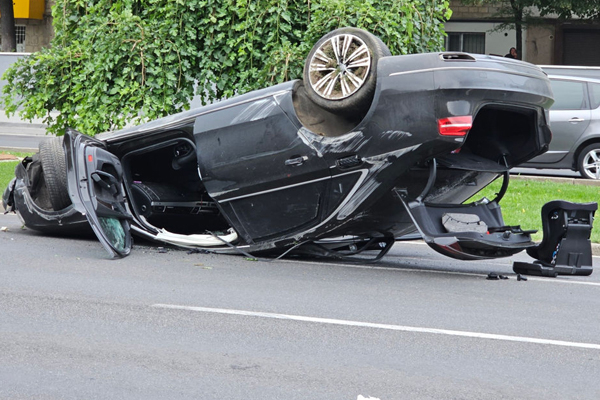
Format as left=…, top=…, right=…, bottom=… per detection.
left=2, top=0, right=451, bottom=136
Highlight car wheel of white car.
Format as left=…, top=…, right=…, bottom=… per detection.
left=577, top=143, right=600, bottom=180
left=303, top=27, right=391, bottom=116
left=39, top=137, right=72, bottom=210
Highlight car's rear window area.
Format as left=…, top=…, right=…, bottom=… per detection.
left=550, top=79, right=587, bottom=110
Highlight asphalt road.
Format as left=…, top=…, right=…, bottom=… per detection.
left=1, top=211, right=600, bottom=399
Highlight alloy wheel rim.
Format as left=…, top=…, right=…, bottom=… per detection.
left=308, top=34, right=371, bottom=100
left=582, top=149, right=600, bottom=179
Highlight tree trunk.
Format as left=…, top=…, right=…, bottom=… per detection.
left=0, top=0, right=17, bottom=52
left=510, top=0, right=523, bottom=60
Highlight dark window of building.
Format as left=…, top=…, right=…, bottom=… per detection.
left=563, top=29, right=600, bottom=66
left=446, top=33, right=485, bottom=54
left=15, top=26, right=26, bottom=45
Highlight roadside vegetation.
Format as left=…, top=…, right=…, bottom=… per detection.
left=0, top=160, right=19, bottom=193
left=0, top=152, right=30, bottom=191
left=1, top=149, right=598, bottom=243
left=0, top=161, right=17, bottom=188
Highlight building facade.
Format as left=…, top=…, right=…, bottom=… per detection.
left=447, top=0, right=600, bottom=66
left=0, top=0, right=53, bottom=53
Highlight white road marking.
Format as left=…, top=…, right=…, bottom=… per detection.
left=526, top=277, right=600, bottom=286
left=152, top=304, right=600, bottom=350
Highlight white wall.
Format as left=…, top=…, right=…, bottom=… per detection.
left=445, top=22, right=526, bottom=59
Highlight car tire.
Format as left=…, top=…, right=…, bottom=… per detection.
left=303, top=27, right=391, bottom=116
left=39, top=137, right=72, bottom=210
left=577, top=143, right=600, bottom=180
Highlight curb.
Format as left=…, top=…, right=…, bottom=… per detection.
left=511, top=174, right=600, bottom=187
left=0, top=122, right=46, bottom=129
left=0, top=146, right=38, bottom=152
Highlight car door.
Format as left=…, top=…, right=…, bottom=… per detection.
left=536, top=78, right=592, bottom=163
left=194, top=93, right=331, bottom=242
left=64, top=128, right=132, bottom=258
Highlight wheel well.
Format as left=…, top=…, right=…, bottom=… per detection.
left=573, top=139, right=600, bottom=169
left=292, top=81, right=363, bottom=137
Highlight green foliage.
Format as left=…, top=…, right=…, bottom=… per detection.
left=2, top=0, right=451, bottom=136
left=535, top=0, right=600, bottom=19
left=0, top=152, right=32, bottom=191
left=0, top=160, right=19, bottom=190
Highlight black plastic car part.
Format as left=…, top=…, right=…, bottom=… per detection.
left=513, top=200, right=597, bottom=277
left=291, top=236, right=396, bottom=263
left=395, top=159, right=537, bottom=261
left=2, top=177, right=16, bottom=213
left=399, top=194, right=537, bottom=260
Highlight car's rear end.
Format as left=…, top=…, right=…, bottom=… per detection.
left=326, top=52, right=554, bottom=259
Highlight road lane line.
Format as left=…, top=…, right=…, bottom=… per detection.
left=525, top=277, right=600, bottom=286
left=152, top=304, right=600, bottom=350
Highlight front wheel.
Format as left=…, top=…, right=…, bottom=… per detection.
left=577, top=143, right=600, bottom=179
left=303, top=27, right=391, bottom=116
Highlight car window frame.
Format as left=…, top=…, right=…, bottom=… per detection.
left=588, top=81, right=600, bottom=110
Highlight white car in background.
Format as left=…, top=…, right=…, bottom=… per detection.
left=522, top=66, right=600, bottom=179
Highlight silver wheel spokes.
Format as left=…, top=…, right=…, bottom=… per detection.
left=308, top=34, right=371, bottom=100
left=583, top=150, right=600, bottom=179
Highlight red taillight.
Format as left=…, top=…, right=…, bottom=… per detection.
left=88, top=154, right=93, bottom=162
left=438, top=116, right=473, bottom=137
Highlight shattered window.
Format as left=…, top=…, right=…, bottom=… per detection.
left=98, top=217, right=126, bottom=253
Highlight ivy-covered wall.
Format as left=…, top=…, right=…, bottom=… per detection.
left=2, top=0, right=451, bottom=136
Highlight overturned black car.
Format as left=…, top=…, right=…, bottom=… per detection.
left=3, top=28, right=556, bottom=260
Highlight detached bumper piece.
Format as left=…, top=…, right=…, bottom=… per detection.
left=399, top=195, right=537, bottom=260
left=513, top=201, right=597, bottom=277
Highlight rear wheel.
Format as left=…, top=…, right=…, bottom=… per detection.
left=303, top=27, right=391, bottom=116
left=39, top=137, right=72, bottom=210
left=577, top=143, right=600, bottom=179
